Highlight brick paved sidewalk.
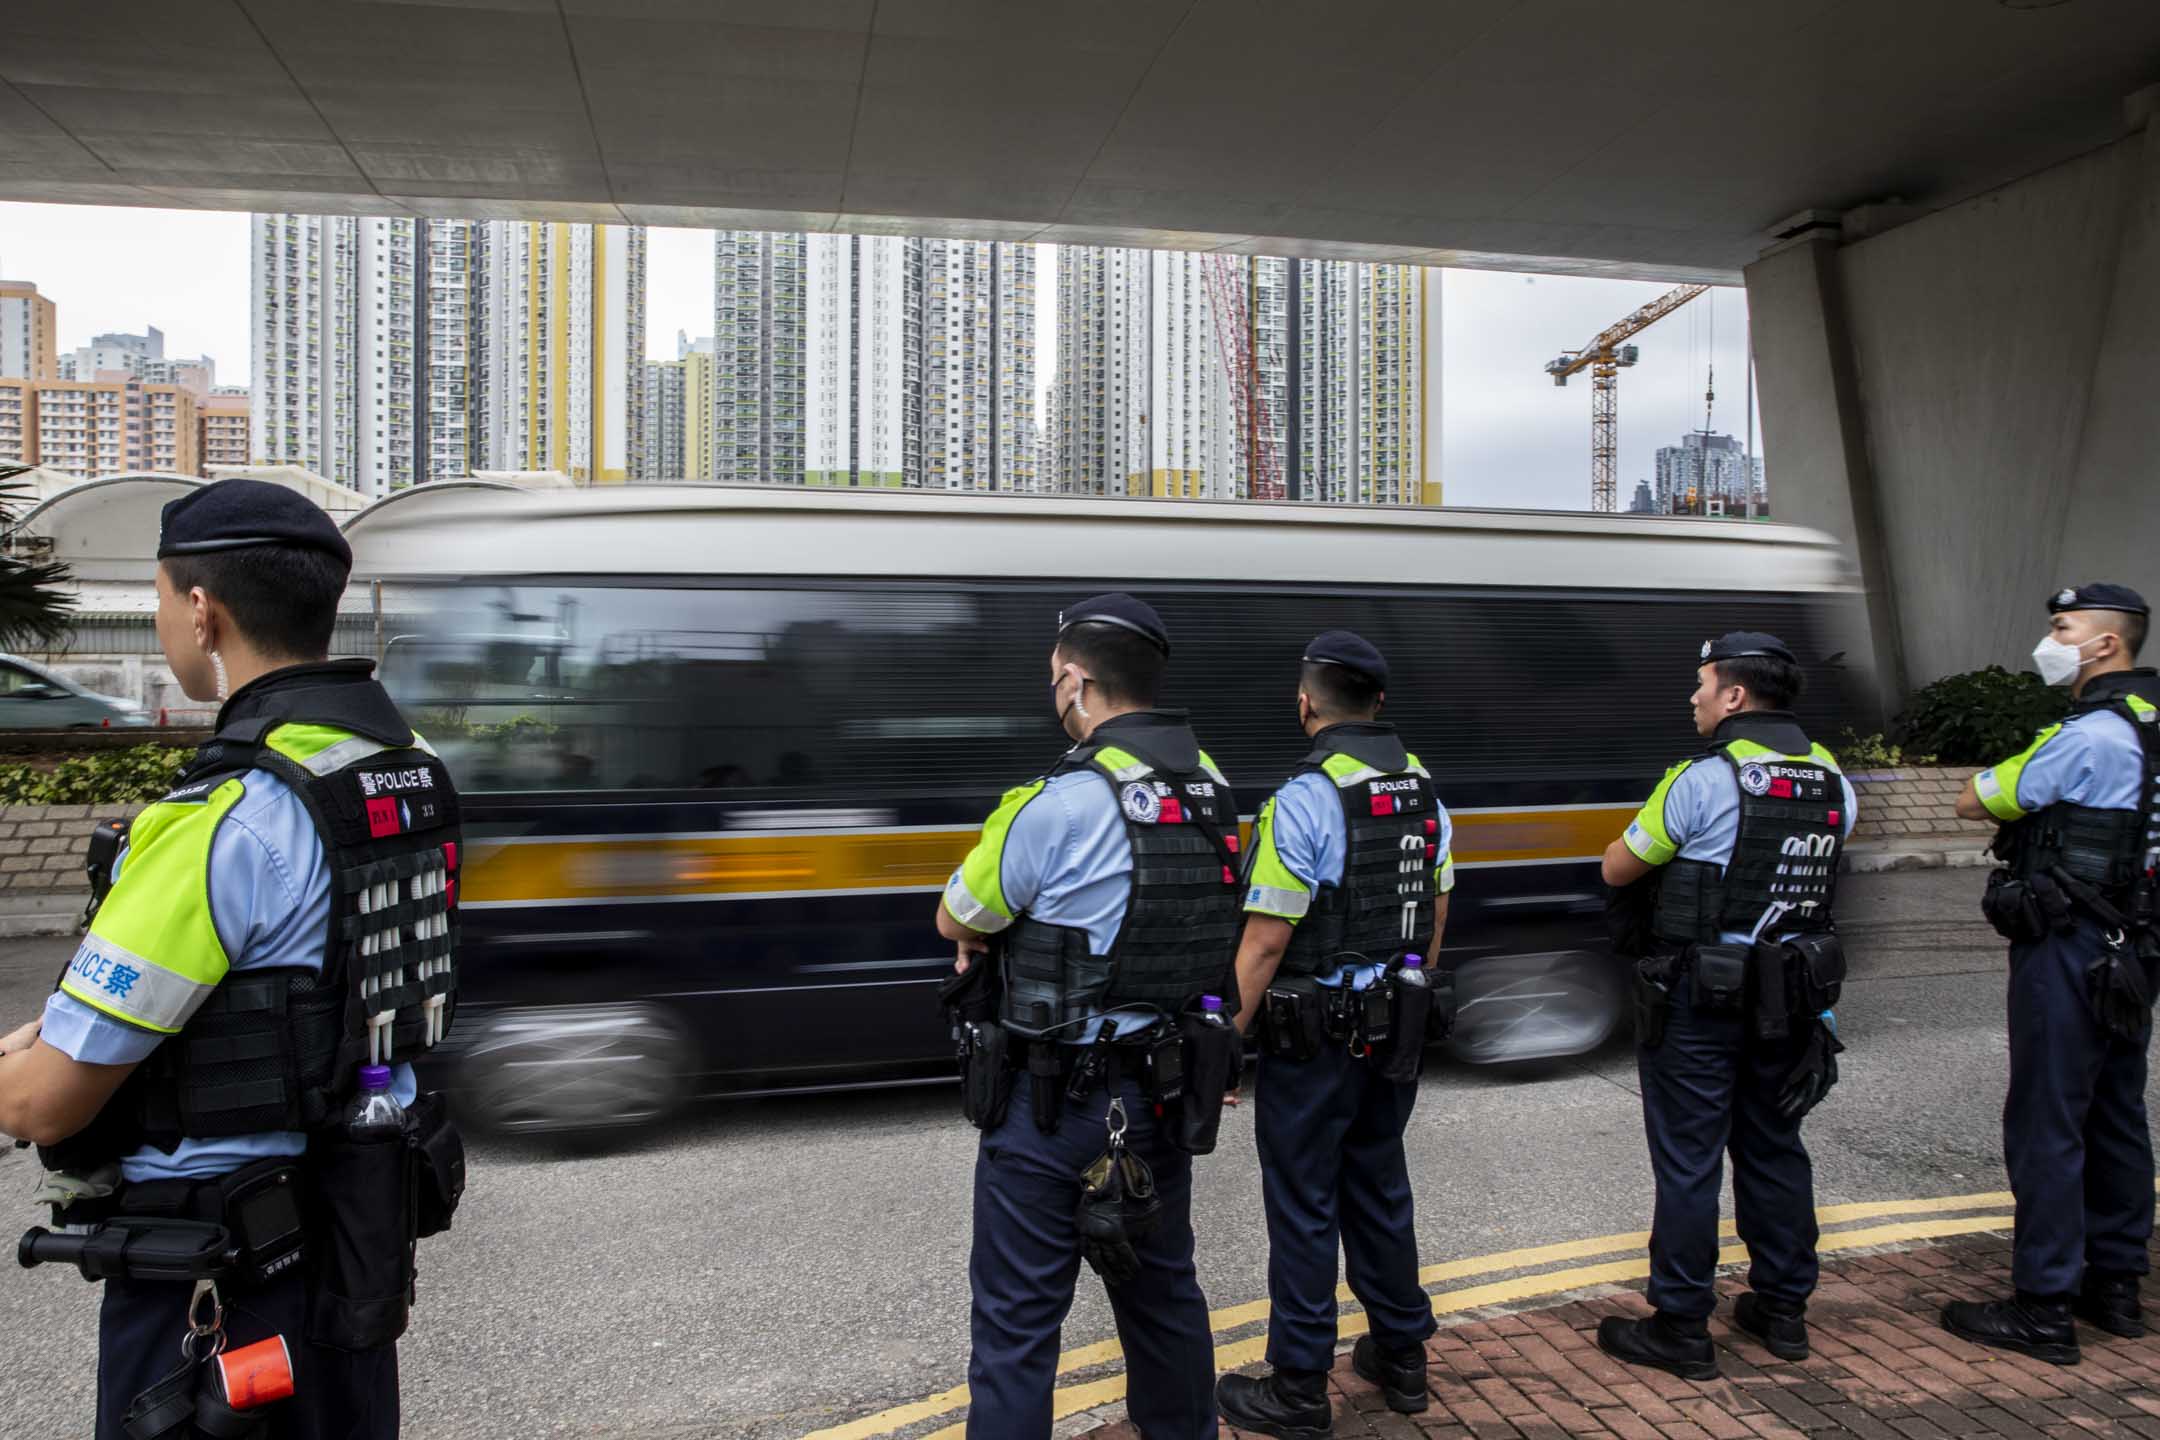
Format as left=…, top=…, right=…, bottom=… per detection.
left=1082, top=1229, right=2160, bottom=1439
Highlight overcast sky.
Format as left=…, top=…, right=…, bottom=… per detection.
left=1, top=201, right=1761, bottom=511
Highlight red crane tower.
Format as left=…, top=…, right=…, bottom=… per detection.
left=1200, top=253, right=1286, bottom=500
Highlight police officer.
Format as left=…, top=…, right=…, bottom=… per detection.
left=1942, top=583, right=2159, bottom=1365
left=0, top=479, right=462, bottom=1439
left=1215, top=631, right=1447, bottom=1438
left=937, top=594, right=1241, bottom=1440
left=1596, top=632, right=1855, bottom=1378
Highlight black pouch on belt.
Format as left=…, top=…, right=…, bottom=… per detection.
left=303, top=1124, right=417, bottom=1352
left=1259, top=975, right=1326, bottom=1061
left=1321, top=985, right=1355, bottom=1044
left=1692, top=943, right=1750, bottom=1012
left=1356, top=979, right=1393, bottom=1051
left=1787, top=931, right=1846, bottom=1013
left=1174, top=1009, right=1240, bottom=1156
left=958, top=1019, right=1014, bottom=1131
left=403, top=1091, right=466, bottom=1239
left=1379, top=973, right=1431, bottom=1085
left=1982, top=869, right=2046, bottom=942
left=1633, top=953, right=1677, bottom=1049
left=1751, top=939, right=1792, bottom=1042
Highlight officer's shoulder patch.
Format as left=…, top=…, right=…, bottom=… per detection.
left=1738, top=762, right=1773, bottom=796
left=1119, top=781, right=1162, bottom=824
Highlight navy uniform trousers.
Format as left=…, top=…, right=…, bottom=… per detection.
left=1638, top=976, right=1819, bottom=1320
left=2005, top=917, right=2156, bottom=1297
left=1255, top=1042, right=1436, bottom=1372
left=967, top=1074, right=1216, bottom=1440
left=98, top=1267, right=398, bottom=1440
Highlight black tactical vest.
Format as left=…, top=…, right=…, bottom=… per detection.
left=1277, top=723, right=1439, bottom=977
left=1653, top=713, right=1845, bottom=945
left=44, top=662, right=462, bottom=1169
left=2001, top=671, right=2160, bottom=897
left=1001, top=712, right=1242, bottom=1037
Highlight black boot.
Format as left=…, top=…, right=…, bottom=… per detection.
left=1215, top=1367, right=1332, bottom=1439
left=1733, top=1292, right=1809, bottom=1361
left=1596, top=1310, right=1718, bottom=1380
left=1350, top=1335, right=1430, bottom=1414
left=2073, top=1270, right=2146, bottom=1340
left=1941, top=1293, right=2080, bottom=1366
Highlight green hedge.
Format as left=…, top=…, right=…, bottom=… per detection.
left=0, top=745, right=189, bottom=805
left=1895, top=666, right=2071, bottom=767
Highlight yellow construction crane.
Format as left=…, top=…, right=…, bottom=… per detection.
left=1544, top=283, right=1710, bottom=512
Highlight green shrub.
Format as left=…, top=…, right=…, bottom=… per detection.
left=1895, top=666, right=2070, bottom=766
left=1833, top=729, right=1935, bottom=769
left=0, top=745, right=189, bottom=805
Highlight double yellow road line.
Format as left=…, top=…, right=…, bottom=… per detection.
left=805, top=1188, right=2027, bottom=1440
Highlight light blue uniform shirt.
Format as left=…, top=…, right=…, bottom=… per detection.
left=44, top=768, right=416, bottom=1183
left=943, top=767, right=1168, bottom=1041
left=1251, top=770, right=1456, bottom=989
left=1974, top=706, right=2144, bottom=821
left=1625, top=758, right=1858, bottom=947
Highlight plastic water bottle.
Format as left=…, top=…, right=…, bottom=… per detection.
left=345, top=1064, right=406, bottom=1142
left=1396, top=953, right=1430, bottom=992
left=1198, top=994, right=1231, bottom=1029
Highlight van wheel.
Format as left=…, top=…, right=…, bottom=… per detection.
left=454, top=1004, right=693, bottom=1136
left=1445, top=950, right=1624, bottom=1065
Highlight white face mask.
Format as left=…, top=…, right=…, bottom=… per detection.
left=2032, top=633, right=2102, bottom=687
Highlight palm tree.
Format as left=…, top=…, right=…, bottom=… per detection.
left=0, top=461, right=75, bottom=651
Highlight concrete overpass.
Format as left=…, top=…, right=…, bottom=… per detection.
left=6, top=1, right=2159, bottom=713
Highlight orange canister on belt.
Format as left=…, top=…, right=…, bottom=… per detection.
left=213, top=1335, right=296, bottom=1409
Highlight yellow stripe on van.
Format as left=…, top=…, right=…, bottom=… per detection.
left=459, top=806, right=1636, bottom=908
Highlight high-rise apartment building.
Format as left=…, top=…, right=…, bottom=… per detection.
left=1654, top=430, right=1764, bottom=516
left=713, top=232, right=807, bottom=484
left=680, top=343, right=714, bottom=482
left=474, top=221, right=646, bottom=483
left=7, top=376, right=198, bottom=476
left=714, top=233, right=1032, bottom=490
left=1055, top=246, right=1152, bottom=496
left=58, top=327, right=217, bottom=395
left=1057, top=248, right=1432, bottom=503
left=199, top=388, right=251, bottom=474
left=807, top=234, right=917, bottom=486
left=921, top=239, right=1036, bottom=492
left=0, top=281, right=59, bottom=382
left=0, top=380, right=35, bottom=462
left=256, top=214, right=645, bottom=496
left=642, top=359, right=686, bottom=480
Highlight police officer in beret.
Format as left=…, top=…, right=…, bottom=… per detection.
left=1215, top=631, right=1449, bottom=1437
left=937, top=594, right=1243, bottom=1439
left=0, top=478, right=463, bottom=1439
left=1944, top=584, right=2159, bottom=1364
left=1596, top=632, right=1855, bottom=1378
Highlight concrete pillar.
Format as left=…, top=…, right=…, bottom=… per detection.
left=2058, top=116, right=2160, bottom=608
left=1742, top=235, right=1905, bottom=729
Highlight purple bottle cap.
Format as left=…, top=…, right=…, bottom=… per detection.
left=1402, top=954, right=1424, bottom=968
left=358, top=1064, right=393, bottom=1091
left=1201, top=994, right=1223, bottom=1012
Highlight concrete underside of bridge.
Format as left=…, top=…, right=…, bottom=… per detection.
left=5, top=1, right=2159, bottom=282
left=4, top=3, right=2157, bottom=714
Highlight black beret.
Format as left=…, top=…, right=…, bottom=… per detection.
left=1057, top=593, right=1169, bottom=655
left=2048, top=583, right=2148, bottom=618
left=1700, top=631, right=1796, bottom=665
left=157, top=479, right=352, bottom=568
left=1302, top=629, right=1388, bottom=688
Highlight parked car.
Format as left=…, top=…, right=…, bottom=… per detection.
left=0, top=654, right=152, bottom=729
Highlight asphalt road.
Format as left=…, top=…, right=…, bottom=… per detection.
left=2, top=869, right=2148, bottom=1438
